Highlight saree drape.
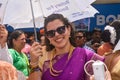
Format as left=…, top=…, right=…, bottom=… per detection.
left=42, top=47, right=104, bottom=80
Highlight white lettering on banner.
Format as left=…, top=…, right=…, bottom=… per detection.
left=55, top=0, right=69, bottom=9
left=97, top=15, right=105, bottom=25
left=72, top=12, right=85, bottom=17
left=97, top=14, right=120, bottom=26
left=46, top=0, right=69, bottom=13
left=106, top=15, right=116, bottom=23
left=118, top=15, right=120, bottom=20
left=54, top=6, right=69, bottom=13
left=46, top=5, right=54, bottom=10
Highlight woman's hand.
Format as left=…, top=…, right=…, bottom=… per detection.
left=90, top=75, right=94, bottom=80
left=30, top=42, right=43, bottom=66
left=105, top=71, right=111, bottom=80
left=0, top=24, right=8, bottom=48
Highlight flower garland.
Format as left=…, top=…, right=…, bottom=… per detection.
left=104, top=25, right=116, bottom=45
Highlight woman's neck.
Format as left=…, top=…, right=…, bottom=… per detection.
left=13, top=47, right=21, bottom=53
left=55, top=42, right=71, bottom=55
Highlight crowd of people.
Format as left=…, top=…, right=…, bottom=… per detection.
left=0, top=13, right=120, bottom=80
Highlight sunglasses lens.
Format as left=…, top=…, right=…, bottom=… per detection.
left=57, top=26, right=66, bottom=34
left=46, top=25, right=66, bottom=38
left=46, top=30, right=55, bottom=38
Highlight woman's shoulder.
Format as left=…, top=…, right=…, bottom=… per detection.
left=105, top=51, right=120, bottom=62
left=75, top=47, right=96, bottom=55
left=76, top=47, right=104, bottom=61
left=8, top=49, right=16, bottom=54
left=97, top=43, right=113, bottom=56
left=9, top=49, right=18, bottom=53
left=8, top=48, right=14, bottom=51
left=8, top=49, right=20, bottom=58
left=73, top=47, right=95, bottom=60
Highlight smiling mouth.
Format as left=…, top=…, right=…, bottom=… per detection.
left=55, top=37, right=64, bottom=42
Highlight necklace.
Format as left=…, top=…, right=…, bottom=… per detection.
left=49, top=45, right=75, bottom=76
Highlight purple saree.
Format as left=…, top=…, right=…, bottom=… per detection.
left=42, top=47, right=104, bottom=80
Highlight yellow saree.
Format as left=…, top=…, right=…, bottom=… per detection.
left=105, top=50, right=120, bottom=80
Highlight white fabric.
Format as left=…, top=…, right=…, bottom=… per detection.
left=0, top=43, right=13, bottom=64
left=40, top=0, right=98, bottom=22
left=1, top=0, right=44, bottom=28
left=17, top=70, right=26, bottom=80
left=113, top=39, right=120, bottom=53
left=0, top=44, right=26, bottom=80
left=104, top=25, right=116, bottom=45
left=1, top=0, right=98, bottom=28
left=0, top=0, right=8, bottom=24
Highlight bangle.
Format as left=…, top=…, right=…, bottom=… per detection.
left=30, top=61, right=38, bottom=69
left=30, top=66, right=42, bottom=73
left=30, top=61, right=38, bottom=65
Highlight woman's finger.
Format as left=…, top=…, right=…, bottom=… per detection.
left=105, top=71, right=111, bottom=80
left=90, top=75, right=94, bottom=80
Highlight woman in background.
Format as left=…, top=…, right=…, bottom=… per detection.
left=8, top=30, right=30, bottom=77
left=97, top=30, right=113, bottom=56
left=104, top=20, right=120, bottom=80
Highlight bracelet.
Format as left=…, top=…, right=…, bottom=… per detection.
left=30, top=61, right=39, bottom=69
left=30, top=66, right=42, bottom=73
left=30, top=61, right=38, bottom=65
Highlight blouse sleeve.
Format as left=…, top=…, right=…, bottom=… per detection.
left=0, top=43, right=13, bottom=64
left=85, top=49, right=105, bottom=61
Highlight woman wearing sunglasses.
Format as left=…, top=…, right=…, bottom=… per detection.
left=28, top=14, right=110, bottom=80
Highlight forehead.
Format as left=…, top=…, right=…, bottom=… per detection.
left=17, top=33, right=25, bottom=39
left=46, top=19, right=64, bottom=30
left=93, top=31, right=101, bottom=35
left=75, top=32, right=83, bottom=36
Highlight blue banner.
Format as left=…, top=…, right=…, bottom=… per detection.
left=73, top=3, right=120, bottom=32
left=90, top=3, right=120, bottom=31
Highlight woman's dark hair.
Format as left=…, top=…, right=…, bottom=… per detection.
left=110, top=20, right=120, bottom=45
left=8, top=30, right=24, bottom=48
left=44, top=14, right=75, bottom=51
left=101, top=30, right=111, bottom=42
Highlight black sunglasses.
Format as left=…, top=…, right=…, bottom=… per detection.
left=45, top=25, right=66, bottom=38
left=75, top=36, right=83, bottom=40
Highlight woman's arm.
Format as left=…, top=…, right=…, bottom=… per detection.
left=28, top=42, right=43, bottom=80
left=28, top=71, right=42, bottom=80
left=0, top=24, right=13, bottom=64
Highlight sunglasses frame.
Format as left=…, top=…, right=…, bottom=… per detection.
left=45, top=25, right=66, bottom=38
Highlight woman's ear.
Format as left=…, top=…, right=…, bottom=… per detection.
left=12, top=39, right=17, bottom=45
left=13, top=39, right=16, bottom=42
left=67, top=25, right=71, bottom=36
